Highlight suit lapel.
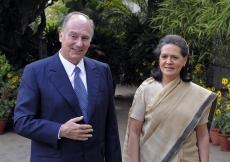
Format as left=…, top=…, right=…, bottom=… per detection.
left=48, top=53, right=83, bottom=117
left=84, top=57, right=100, bottom=122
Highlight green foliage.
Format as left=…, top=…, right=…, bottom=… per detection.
left=86, top=27, right=123, bottom=84
left=212, top=110, right=222, bottom=128
left=223, top=122, right=230, bottom=135
left=66, top=0, right=87, bottom=11
left=45, top=0, right=69, bottom=26
left=120, top=19, right=159, bottom=86
left=149, top=0, right=230, bottom=68
left=96, top=0, right=161, bottom=86
left=148, top=0, right=230, bottom=109
left=189, top=63, right=207, bottom=88
left=0, top=0, right=54, bottom=64
left=0, top=54, right=11, bottom=83
left=0, top=54, right=23, bottom=118
left=215, top=96, right=230, bottom=135
left=212, top=78, right=230, bottom=135
left=191, top=63, right=230, bottom=134
left=150, top=0, right=212, bottom=61
left=44, top=24, right=61, bottom=55
left=96, top=0, right=133, bottom=17
left=95, top=0, right=160, bottom=33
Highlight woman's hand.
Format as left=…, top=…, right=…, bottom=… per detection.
left=128, top=118, right=143, bottom=162
left=196, top=123, right=209, bottom=162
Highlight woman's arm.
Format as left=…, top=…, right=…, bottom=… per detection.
left=127, top=118, right=144, bottom=162
left=196, top=123, right=209, bottom=162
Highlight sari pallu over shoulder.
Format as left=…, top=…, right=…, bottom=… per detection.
left=122, top=77, right=217, bottom=162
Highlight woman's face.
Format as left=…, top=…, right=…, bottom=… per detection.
left=159, top=44, right=187, bottom=81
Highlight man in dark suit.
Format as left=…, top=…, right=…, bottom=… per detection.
left=14, top=12, right=122, bottom=162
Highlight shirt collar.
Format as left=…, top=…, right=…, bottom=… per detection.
left=59, top=50, right=86, bottom=77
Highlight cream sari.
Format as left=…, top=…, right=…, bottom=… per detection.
left=122, top=77, right=217, bottom=162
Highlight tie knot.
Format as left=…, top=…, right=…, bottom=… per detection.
left=74, top=66, right=81, bottom=74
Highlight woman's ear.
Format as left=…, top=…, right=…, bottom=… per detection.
left=184, top=56, right=188, bottom=65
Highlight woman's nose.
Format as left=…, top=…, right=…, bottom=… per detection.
left=166, top=58, right=172, bottom=63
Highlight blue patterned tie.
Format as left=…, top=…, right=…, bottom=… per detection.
left=74, top=66, right=88, bottom=122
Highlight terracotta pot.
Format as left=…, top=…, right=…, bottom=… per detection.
left=210, top=127, right=221, bottom=146
left=3, top=90, right=11, bottom=100
left=217, top=132, right=230, bottom=152
left=0, top=118, right=8, bottom=135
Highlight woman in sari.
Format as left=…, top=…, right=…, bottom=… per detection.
left=122, top=35, right=217, bottom=162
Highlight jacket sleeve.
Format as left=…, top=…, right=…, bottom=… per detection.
left=14, top=64, right=61, bottom=148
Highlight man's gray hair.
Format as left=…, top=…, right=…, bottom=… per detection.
left=61, top=12, right=95, bottom=40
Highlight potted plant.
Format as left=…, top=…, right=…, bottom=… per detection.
left=0, top=54, right=22, bottom=134
left=210, top=110, right=222, bottom=146
left=216, top=78, right=230, bottom=151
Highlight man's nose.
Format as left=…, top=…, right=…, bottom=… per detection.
left=75, top=38, right=83, bottom=46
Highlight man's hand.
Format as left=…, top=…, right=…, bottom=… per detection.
left=60, top=116, right=93, bottom=141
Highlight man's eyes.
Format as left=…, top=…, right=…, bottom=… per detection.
left=70, top=35, right=89, bottom=40
left=161, top=56, right=178, bottom=59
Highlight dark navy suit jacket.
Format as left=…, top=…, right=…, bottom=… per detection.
left=14, top=53, right=122, bottom=162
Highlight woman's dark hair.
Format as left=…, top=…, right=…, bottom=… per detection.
left=151, top=34, right=192, bottom=82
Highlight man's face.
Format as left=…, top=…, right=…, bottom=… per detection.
left=59, top=15, right=91, bottom=65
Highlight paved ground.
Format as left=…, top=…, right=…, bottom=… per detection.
left=0, top=84, right=230, bottom=162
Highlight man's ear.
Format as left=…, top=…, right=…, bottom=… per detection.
left=59, top=30, right=63, bottom=43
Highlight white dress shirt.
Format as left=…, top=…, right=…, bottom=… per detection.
left=59, top=51, right=88, bottom=92
left=57, top=50, right=88, bottom=139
